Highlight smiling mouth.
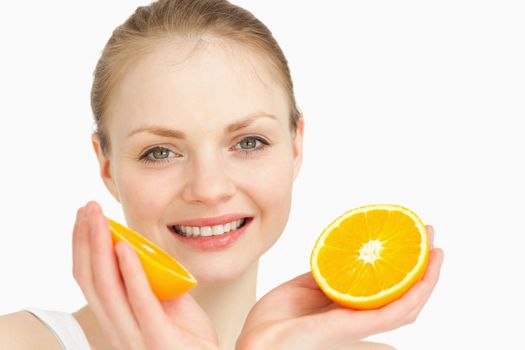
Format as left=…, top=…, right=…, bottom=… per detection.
left=170, top=218, right=251, bottom=238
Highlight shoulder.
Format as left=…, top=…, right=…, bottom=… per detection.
left=0, top=311, right=62, bottom=350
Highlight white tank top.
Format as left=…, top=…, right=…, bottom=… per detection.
left=24, top=308, right=91, bottom=350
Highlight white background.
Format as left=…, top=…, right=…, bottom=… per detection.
left=1, top=1, right=524, bottom=349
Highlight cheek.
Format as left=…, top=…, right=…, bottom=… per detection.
left=115, top=167, right=178, bottom=227
left=240, top=153, right=295, bottom=233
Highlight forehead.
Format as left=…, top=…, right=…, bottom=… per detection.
left=105, top=38, right=289, bottom=138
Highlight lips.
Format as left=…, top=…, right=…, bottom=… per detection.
left=168, top=216, right=254, bottom=251
left=171, top=217, right=248, bottom=237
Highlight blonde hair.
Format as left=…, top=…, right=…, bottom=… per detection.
left=91, top=0, right=301, bottom=155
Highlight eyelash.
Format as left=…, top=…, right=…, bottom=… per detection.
left=138, top=136, right=270, bottom=165
left=138, top=146, right=180, bottom=165
left=232, top=136, right=270, bottom=156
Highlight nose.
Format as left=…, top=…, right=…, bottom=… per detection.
left=181, top=153, right=235, bottom=205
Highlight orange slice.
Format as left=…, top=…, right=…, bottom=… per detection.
left=107, top=218, right=197, bottom=300
left=310, top=204, right=429, bottom=309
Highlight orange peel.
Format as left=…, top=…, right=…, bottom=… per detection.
left=310, top=204, right=429, bottom=309
left=107, top=218, right=197, bottom=300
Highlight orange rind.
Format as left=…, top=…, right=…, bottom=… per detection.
left=310, top=204, right=429, bottom=309
left=107, top=218, right=197, bottom=300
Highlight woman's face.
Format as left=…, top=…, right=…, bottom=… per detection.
left=93, top=39, right=303, bottom=284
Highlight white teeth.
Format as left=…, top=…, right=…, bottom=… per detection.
left=192, top=226, right=199, bottom=236
left=212, top=225, right=224, bottom=235
left=201, top=226, right=212, bottom=237
left=173, top=218, right=247, bottom=237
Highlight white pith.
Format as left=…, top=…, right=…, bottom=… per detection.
left=173, top=218, right=246, bottom=237
left=358, top=240, right=383, bottom=264
left=311, top=204, right=429, bottom=303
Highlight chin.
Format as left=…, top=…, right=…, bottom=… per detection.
left=186, top=255, right=258, bottom=286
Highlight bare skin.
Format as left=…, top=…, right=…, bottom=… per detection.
left=0, top=39, right=443, bottom=350
left=0, top=212, right=440, bottom=350
left=236, top=227, right=442, bottom=350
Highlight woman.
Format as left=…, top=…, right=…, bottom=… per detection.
left=0, top=0, right=443, bottom=349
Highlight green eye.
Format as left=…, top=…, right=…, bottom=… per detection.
left=239, top=137, right=259, bottom=149
left=234, top=136, right=269, bottom=154
left=140, top=147, right=178, bottom=164
left=151, top=148, right=171, bottom=159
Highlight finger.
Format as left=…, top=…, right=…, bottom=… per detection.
left=404, top=248, right=444, bottom=322
left=115, top=241, right=174, bottom=346
left=326, top=248, right=444, bottom=341
left=87, top=201, right=144, bottom=347
left=289, top=271, right=320, bottom=289
left=72, top=205, right=113, bottom=334
left=377, top=248, right=444, bottom=329
left=117, top=246, right=219, bottom=347
left=425, top=225, right=434, bottom=249
left=162, top=294, right=218, bottom=341
left=72, top=206, right=85, bottom=281
left=422, top=248, right=444, bottom=287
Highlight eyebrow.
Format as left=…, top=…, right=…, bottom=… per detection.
left=127, top=112, right=278, bottom=139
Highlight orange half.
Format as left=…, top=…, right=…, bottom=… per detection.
left=107, top=218, right=197, bottom=300
left=310, top=204, right=429, bottom=309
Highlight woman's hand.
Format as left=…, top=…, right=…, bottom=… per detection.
left=73, top=201, right=219, bottom=350
left=236, top=225, right=444, bottom=350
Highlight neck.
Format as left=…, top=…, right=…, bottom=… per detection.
left=190, top=260, right=259, bottom=350
left=73, top=260, right=259, bottom=350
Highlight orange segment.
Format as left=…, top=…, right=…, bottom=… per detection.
left=310, top=204, right=428, bottom=309
left=107, top=218, right=197, bottom=300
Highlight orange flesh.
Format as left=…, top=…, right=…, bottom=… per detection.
left=315, top=208, right=424, bottom=299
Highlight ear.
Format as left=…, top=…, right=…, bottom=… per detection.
left=292, top=116, right=304, bottom=181
left=91, top=133, right=121, bottom=202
